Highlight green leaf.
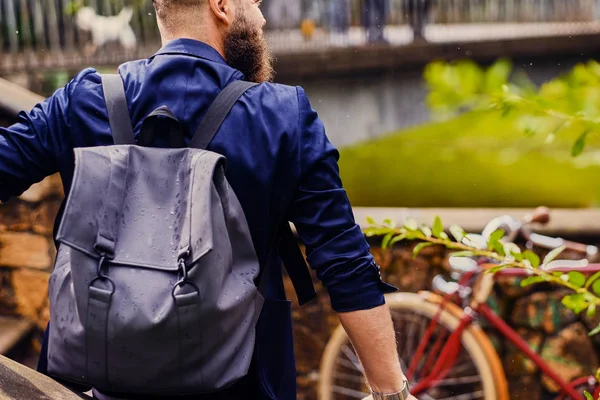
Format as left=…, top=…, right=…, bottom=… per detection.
left=585, top=271, right=600, bottom=289
left=568, top=271, right=586, bottom=288
left=420, top=225, right=432, bottom=238
left=487, top=229, right=505, bottom=250
left=572, top=130, right=589, bottom=157
left=593, top=280, right=600, bottom=297
left=562, top=293, right=590, bottom=314
left=366, top=216, right=376, bottom=225
left=493, top=240, right=506, bottom=257
left=413, top=242, right=433, bottom=259
left=485, top=58, right=512, bottom=92
left=381, top=233, right=394, bottom=249
left=382, top=218, right=395, bottom=228
left=542, top=245, right=567, bottom=267
left=523, top=250, right=541, bottom=268
left=364, top=228, right=376, bottom=237
left=589, top=323, right=600, bottom=337
left=389, top=234, right=407, bottom=247
left=588, top=304, right=597, bottom=318
left=521, top=276, right=546, bottom=287
left=404, top=218, right=418, bottom=231
left=504, top=243, right=522, bottom=261
left=432, top=216, right=444, bottom=238
left=449, top=224, right=466, bottom=242
left=584, top=391, right=593, bottom=400
left=487, top=264, right=511, bottom=274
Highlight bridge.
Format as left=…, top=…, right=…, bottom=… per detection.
left=2, top=0, right=600, bottom=79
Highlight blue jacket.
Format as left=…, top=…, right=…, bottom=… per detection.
left=0, top=38, right=395, bottom=399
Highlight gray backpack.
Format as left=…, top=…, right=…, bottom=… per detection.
left=46, top=75, right=315, bottom=395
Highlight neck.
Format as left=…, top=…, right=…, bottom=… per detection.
left=161, top=31, right=226, bottom=58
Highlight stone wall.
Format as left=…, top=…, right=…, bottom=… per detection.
left=0, top=174, right=63, bottom=362
left=288, top=239, right=600, bottom=399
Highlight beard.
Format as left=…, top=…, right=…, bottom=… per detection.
left=224, top=12, right=274, bottom=83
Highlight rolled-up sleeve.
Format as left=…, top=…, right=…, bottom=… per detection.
left=288, top=87, right=396, bottom=313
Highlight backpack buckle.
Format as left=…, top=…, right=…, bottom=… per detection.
left=97, top=255, right=110, bottom=279
left=176, top=258, right=188, bottom=286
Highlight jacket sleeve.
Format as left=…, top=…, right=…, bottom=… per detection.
left=287, top=86, right=397, bottom=313
left=0, top=70, right=90, bottom=203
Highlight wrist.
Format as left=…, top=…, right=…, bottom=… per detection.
left=369, top=374, right=408, bottom=393
left=370, top=377, right=410, bottom=400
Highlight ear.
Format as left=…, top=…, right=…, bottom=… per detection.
left=208, top=0, right=234, bottom=27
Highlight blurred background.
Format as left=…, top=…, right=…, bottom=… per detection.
left=2, top=1, right=600, bottom=399
left=4, top=0, right=599, bottom=208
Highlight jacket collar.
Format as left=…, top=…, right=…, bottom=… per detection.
left=152, top=38, right=227, bottom=65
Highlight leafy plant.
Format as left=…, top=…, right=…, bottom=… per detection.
left=365, top=216, right=600, bottom=333
left=424, top=58, right=600, bottom=156
left=365, top=215, right=600, bottom=397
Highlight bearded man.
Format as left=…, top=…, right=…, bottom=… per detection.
left=0, top=1, right=415, bottom=399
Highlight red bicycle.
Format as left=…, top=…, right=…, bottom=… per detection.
left=319, top=208, right=600, bottom=400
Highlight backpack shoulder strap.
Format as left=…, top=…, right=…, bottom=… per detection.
left=189, top=80, right=258, bottom=149
left=101, top=73, right=135, bottom=145
left=277, top=223, right=317, bottom=306
left=191, top=79, right=316, bottom=306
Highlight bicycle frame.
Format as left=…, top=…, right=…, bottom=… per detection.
left=407, top=267, right=600, bottom=400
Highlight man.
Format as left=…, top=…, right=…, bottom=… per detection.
left=363, top=0, right=388, bottom=44
left=328, top=0, right=351, bottom=46
left=406, top=0, right=432, bottom=41
left=0, top=0, right=415, bottom=399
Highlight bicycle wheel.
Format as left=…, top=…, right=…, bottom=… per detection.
left=318, top=292, right=509, bottom=400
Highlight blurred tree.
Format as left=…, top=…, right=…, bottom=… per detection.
left=423, top=58, right=600, bottom=156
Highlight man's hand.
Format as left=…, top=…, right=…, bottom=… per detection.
left=338, top=304, right=409, bottom=394
left=362, top=396, right=418, bottom=400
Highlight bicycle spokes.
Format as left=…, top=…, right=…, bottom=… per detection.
left=328, top=308, right=487, bottom=399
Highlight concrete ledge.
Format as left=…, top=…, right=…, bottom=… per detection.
left=0, top=355, right=91, bottom=399
left=351, top=207, right=600, bottom=236
left=0, top=78, right=44, bottom=116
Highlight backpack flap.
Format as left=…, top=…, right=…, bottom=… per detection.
left=56, top=145, right=215, bottom=271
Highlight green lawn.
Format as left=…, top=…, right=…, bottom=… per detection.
left=338, top=111, right=600, bottom=208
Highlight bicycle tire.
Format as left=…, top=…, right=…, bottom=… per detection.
left=318, top=292, right=509, bottom=400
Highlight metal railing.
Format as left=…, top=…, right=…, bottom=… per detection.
left=0, top=0, right=599, bottom=72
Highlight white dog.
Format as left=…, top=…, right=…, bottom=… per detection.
left=76, top=6, right=137, bottom=54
